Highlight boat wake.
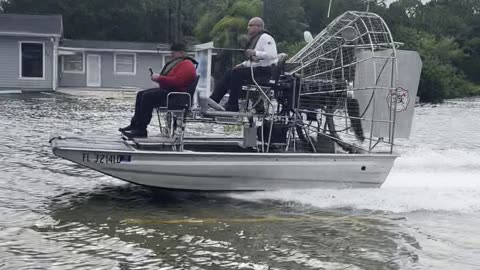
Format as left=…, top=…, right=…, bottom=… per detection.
left=227, top=147, right=480, bottom=214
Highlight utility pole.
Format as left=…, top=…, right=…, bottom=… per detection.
left=167, top=0, right=172, bottom=43
left=176, top=0, right=183, bottom=43
left=262, top=0, right=268, bottom=27
left=174, top=0, right=179, bottom=43
left=167, top=0, right=182, bottom=43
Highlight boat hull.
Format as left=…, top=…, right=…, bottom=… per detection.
left=51, top=137, right=397, bottom=191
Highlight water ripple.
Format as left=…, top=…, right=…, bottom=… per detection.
left=1, top=93, right=479, bottom=269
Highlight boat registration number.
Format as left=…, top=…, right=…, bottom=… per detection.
left=82, top=152, right=131, bottom=164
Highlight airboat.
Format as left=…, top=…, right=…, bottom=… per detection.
left=50, top=11, right=422, bottom=191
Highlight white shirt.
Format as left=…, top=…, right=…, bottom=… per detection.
left=241, top=33, right=278, bottom=67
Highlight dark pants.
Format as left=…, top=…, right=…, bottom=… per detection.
left=130, top=88, right=169, bottom=130
left=210, top=66, right=271, bottom=107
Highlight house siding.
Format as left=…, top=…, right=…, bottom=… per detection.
left=59, top=51, right=165, bottom=89
left=0, top=36, right=54, bottom=91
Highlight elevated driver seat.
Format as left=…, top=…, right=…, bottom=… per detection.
left=243, top=53, right=289, bottom=113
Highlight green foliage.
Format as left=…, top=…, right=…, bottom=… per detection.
left=395, top=26, right=473, bottom=102
left=386, top=0, right=480, bottom=102
left=302, top=0, right=368, bottom=35
left=457, top=37, right=480, bottom=84
left=194, top=0, right=261, bottom=48
left=0, top=0, right=197, bottom=43
left=264, top=0, right=307, bottom=43
left=277, top=41, right=306, bottom=57
left=228, top=0, right=262, bottom=18
left=211, top=16, right=249, bottom=47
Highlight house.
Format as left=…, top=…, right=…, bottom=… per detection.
left=0, top=13, right=212, bottom=93
left=58, top=39, right=175, bottom=90
left=0, top=13, right=62, bottom=91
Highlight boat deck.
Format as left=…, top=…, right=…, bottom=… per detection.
left=52, top=135, right=341, bottom=154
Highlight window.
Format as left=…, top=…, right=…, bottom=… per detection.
left=114, top=53, right=136, bottom=75
left=63, top=52, right=84, bottom=73
left=20, top=42, right=44, bottom=79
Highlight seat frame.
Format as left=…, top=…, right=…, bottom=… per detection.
left=243, top=53, right=289, bottom=114
left=154, top=75, right=200, bottom=150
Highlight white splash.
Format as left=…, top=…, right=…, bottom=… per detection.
left=228, top=148, right=480, bottom=214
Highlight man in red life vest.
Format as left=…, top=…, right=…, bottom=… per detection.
left=120, top=43, right=197, bottom=138
left=210, top=17, right=278, bottom=112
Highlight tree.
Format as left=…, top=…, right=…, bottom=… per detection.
left=396, top=26, right=478, bottom=102
left=459, top=37, right=480, bottom=84
left=382, top=0, right=423, bottom=33
left=2, top=0, right=479, bottom=102
left=194, top=0, right=261, bottom=48
left=0, top=0, right=192, bottom=42
left=264, top=0, right=306, bottom=43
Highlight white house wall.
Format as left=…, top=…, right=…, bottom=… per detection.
left=59, top=52, right=165, bottom=89
left=0, top=36, right=54, bottom=91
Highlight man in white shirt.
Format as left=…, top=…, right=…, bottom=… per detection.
left=210, top=17, right=278, bottom=112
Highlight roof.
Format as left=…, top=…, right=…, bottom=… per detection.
left=0, top=13, right=63, bottom=37
left=60, top=39, right=194, bottom=52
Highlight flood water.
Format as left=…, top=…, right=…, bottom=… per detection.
left=0, top=91, right=479, bottom=269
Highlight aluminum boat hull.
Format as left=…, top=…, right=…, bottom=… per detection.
left=51, top=136, right=397, bottom=191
